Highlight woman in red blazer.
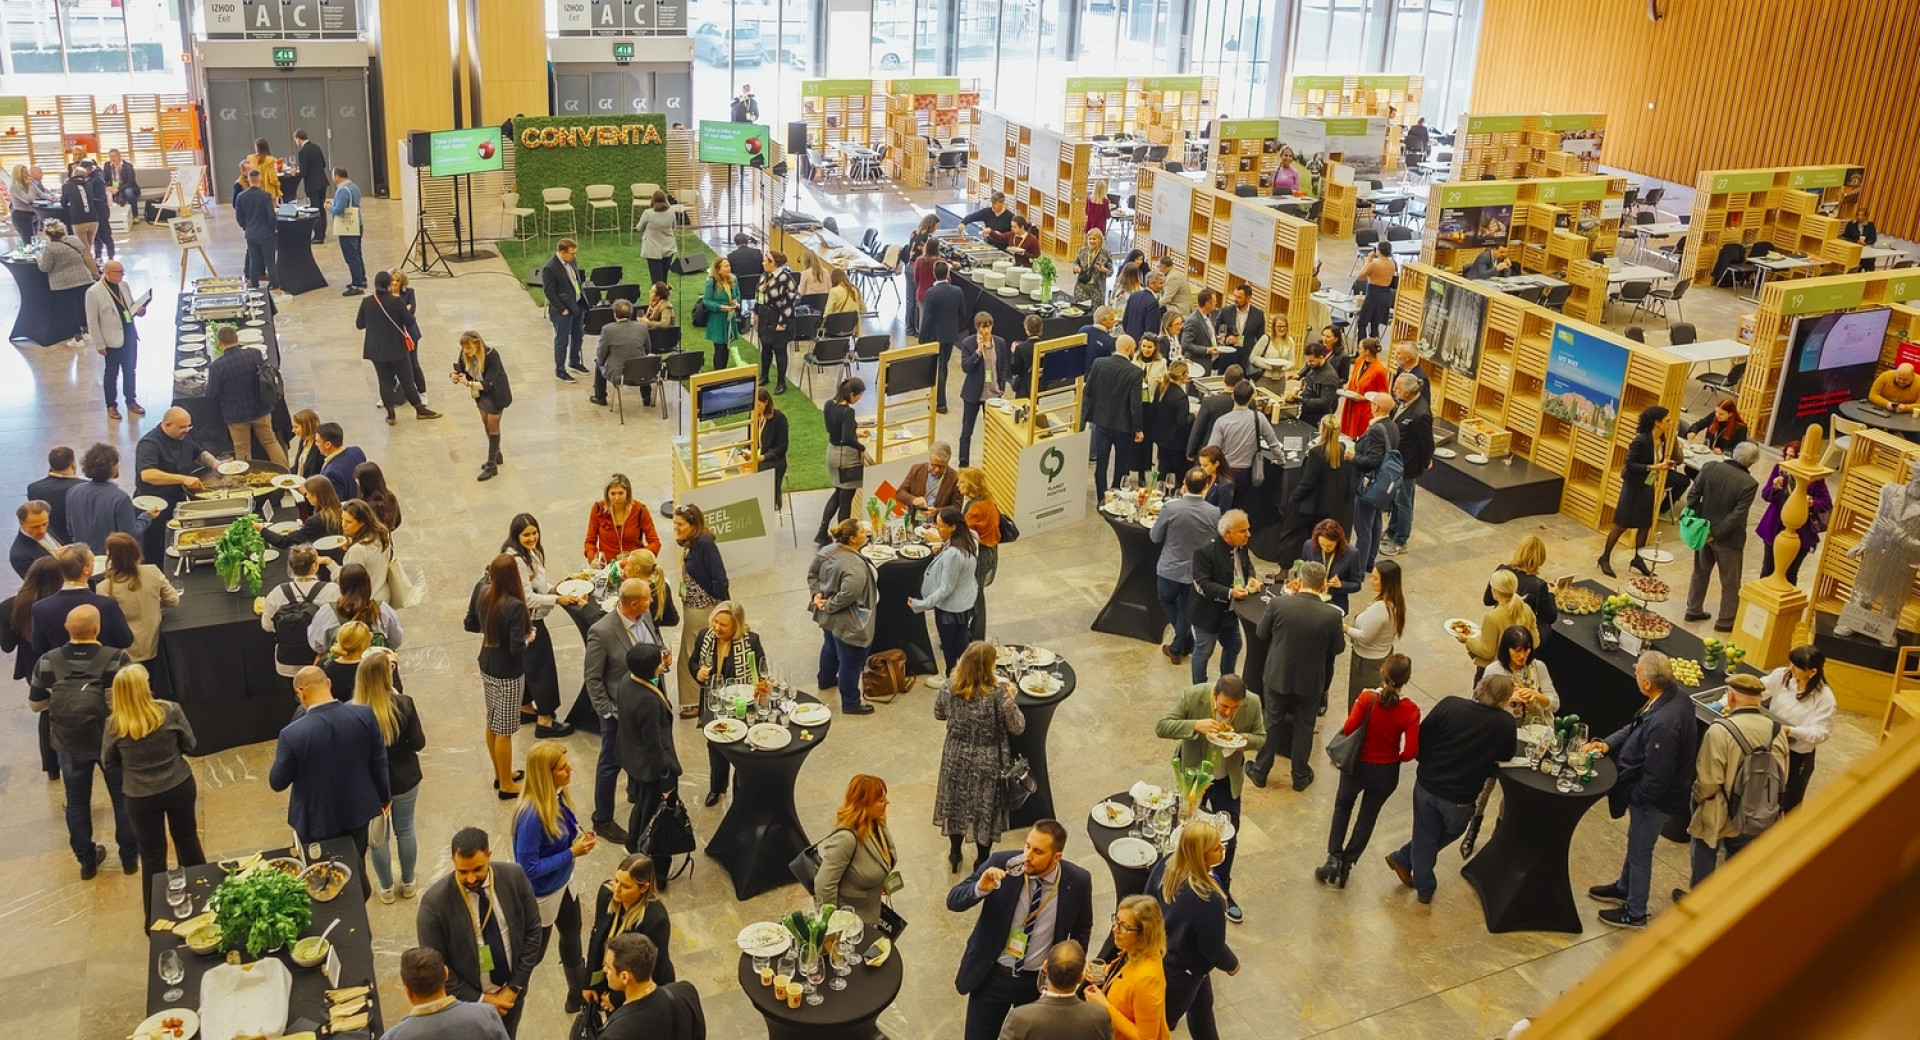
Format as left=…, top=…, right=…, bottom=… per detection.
left=582, top=474, right=661, bottom=567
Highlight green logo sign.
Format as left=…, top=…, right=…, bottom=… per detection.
left=702, top=497, right=768, bottom=543
left=889, top=78, right=961, bottom=95
left=1439, top=183, right=1519, bottom=208
left=1709, top=170, right=1775, bottom=193
left=1536, top=178, right=1607, bottom=202
left=1066, top=77, right=1129, bottom=92
left=802, top=79, right=872, bottom=97
left=1537, top=113, right=1598, bottom=132
left=1218, top=119, right=1279, bottom=140
left=1355, top=76, right=1410, bottom=90
left=1292, top=76, right=1346, bottom=90
left=1040, top=447, right=1065, bottom=481
left=1777, top=281, right=1866, bottom=316
left=1465, top=114, right=1527, bottom=134
left=272, top=46, right=297, bottom=65
left=1786, top=166, right=1852, bottom=189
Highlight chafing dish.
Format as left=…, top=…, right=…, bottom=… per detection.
left=168, top=497, right=251, bottom=574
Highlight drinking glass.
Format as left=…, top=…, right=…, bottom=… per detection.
left=753, top=955, right=772, bottom=986
left=777, top=951, right=796, bottom=982
left=1085, top=958, right=1110, bottom=985
left=801, top=947, right=825, bottom=1006
left=830, top=940, right=852, bottom=990
left=158, top=948, right=185, bottom=1003
left=168, top=886, right=193, bottom=919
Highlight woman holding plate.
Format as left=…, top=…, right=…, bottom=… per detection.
left=909, top=506, right=978, bottom=677
left=692, top=601, right=767, bottom=807
left=933, top=640, right=1024, bottom=874
left=263, top=475, right=342, bottom=548
left=502, top=513, right=586, bottom=738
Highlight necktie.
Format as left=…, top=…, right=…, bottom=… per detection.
left=475, top=887, right=512, bottom=987
left=1023, top=876, right=1047, bottom=966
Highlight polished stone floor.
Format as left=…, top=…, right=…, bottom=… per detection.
left=0, top=177, right=1880, bottom=1040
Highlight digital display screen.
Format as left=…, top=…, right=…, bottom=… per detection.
left=1038, top=346, right=1087, bottom=393
left=698, top=120, right=770, bottom=167
left=697, top=375, right=758, bottom=421
left=884, top=353, right=939, bottom=396
left=428, top=126, right=504, bottom=178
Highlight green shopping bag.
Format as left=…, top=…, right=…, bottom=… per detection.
left=1678, top=507, right=1711, bottom=551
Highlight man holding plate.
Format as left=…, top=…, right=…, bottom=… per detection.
left=1155, top=674, right=1265, bottom=924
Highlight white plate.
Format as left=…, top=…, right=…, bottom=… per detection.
left=266, top=520, right=299, bottom=535
left=1108, top=836, right=1158, bottom=868
left=985, top=397, right=1009, bottom=408
left=1465, top=453, right=1490, bottom=465
left=997, top=286, right=1021, bottom=296
left=1173, top=816, right=1237, bottom=843
left=177, top=322, right=200, bottom=332
left=269, top=474, right=300, bottom=490
left=860, top=545, right=898, bottom=562
left=236, top=329, right=264, bottom=343
left=217, top=460, right=250, bottom=475
left=897, top=544, right=930, bottom=559
left=313, top=535, right=347, bottom=550
left=1444, top=617, right=1480, bottom=640
left=554, top=579, right=594, bottom=598
left=133, top=1007, right=199, bottom=1040
left=1207, top=731, right=1249, bottom=750
left=1101, top=501, right=1136, bottom=517
left=262, top=549, right=280, bottom=562
left=179, top=333, right=206, bottom=344
left=705, top=718, right=748, bottom=743
left=1433, top=446, right=1457, bottom=459
left=1018, top=646, right=1057, bottom=666
left=244, top=320, right=266, bottom=327
left=737, top=922, right=792, bottom=957
left=1020, top=673, right=1064, bottom=698
left=1129, top=781, right=1175, bottom=810
left=176, top=356, right=207, bottom=369
left=789, top=703, right=832, bottom=726
left=747, top=723, right=793, bottom=750
left=1091, top=801, right=1135, bottom=828
left=132, top=495, right=168, bottom=512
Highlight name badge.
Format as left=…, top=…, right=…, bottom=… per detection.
left=883, top=870, right=904, bottom=895
left=1002, top=928, right=1028, bottom=961
left=477, top=943, right=495, bottom=974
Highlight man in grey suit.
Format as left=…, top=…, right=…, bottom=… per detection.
left=1249, top=561, right=1347, bottom=793
left=584, top=580, right=666, bottom=844
left=589, top=299, right=652, bottom=407
left=920, top=261, right=967, bottom=414
left=997, top=940, right=1111, bottom=1040
left=416, top=827, right=545, bottom=1039
left=1156, top=255, right=1196, bottom=323
left=1178, top=288, right=1224, bottom=373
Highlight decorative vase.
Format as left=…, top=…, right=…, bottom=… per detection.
left=218, top=562, right=241, bottom=593
left=1039, top=275, right=1053, bottom=301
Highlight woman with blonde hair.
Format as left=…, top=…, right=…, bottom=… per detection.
left=583, top=473, right=661, bottom=567
left=321, top=619, right=378, bottom=702
left=1461, top=568, right=1539, bottom=674
left=1085, top=893, right=1170, bottom=1040
left=103, top=664, right=203, bottom=910
left=609, top=547, right=678, bottom=627
left=9, top=163, right=42, bottom=241
left=100, top=532, right=179, bottom=664
left=1482, top=534, right=1556, bottom=630
left=1289, top=412, right=1357, bottom=551
left=265, top=475, right=343, bottom=547
left=513, top=742, right=595, bottom=1007
left=693, top=599, right=766, bottom=804
left=355, top=648, right=425, bottom=902
left=285, top=408, right=325, bottom=478
left=634, top=189, right=677, bottom=286
left=451, top=330, right=513, bottom=481
left=1148, top=819, right=1237, bottom=1040
left=814, top=774, right=899, bottom=928
left=825, top=266, right=864, bottom=317
left=1072, top=227, right=1113, bottom=305
left=583, top=853, right=674, bottom=1013
left=934, top=640, right=1025, bottom=873
left=798, top=251, right=832, bottom=297
left=699, top=256, right=741, bottom=371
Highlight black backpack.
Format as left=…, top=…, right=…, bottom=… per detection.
left=42, top=647, right=120, bottom=755
left=254, top=352, right=284, bottom=409
left=271, top=581, right=327, bottom=665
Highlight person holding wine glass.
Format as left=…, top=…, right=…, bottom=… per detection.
left=1083, top=893, right=1170, bottom=1040
left=692, top=601, right=766, bottom=807
left=1146, top=820, right=1238, bottom=1039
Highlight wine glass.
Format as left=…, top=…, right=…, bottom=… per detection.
left=777, top=950, right=796, bottom=983
left=830, top=939, right=853, bottom=990
left=801, top=947, right=825, bottom=1006
left=158, top=948, right=185, bottom=1003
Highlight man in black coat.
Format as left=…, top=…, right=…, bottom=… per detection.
left=613, top=642, right=681, bottom=851
left=1462, top=243, right=1519, bottom=280
left=1186, top=365, right=1244, bottom=461
left=1121, top=272, right=1164, bottom=342
left=233, top=169, right=278, bottom=290
left=1188, top=510, right=1261, bottom=685
left=957, top=312, right=1009, bottom=468
left=960, top=191, right=1015, bottom=247
left=1383, top=371, right=1433, bottom=557
left=1079, top=305, right=1118, bottom=366
left=1683, top=441, right=1760, bottom=632
left=947, top=821, right=1094, bottom=1040
left=590, top=299, right=652, bottom=407
left=582, top=579, right=664, bottom=845
left=1349, top=392, right=1399, bottom=573
left=1250, top=561, right=1346, bottom=791
left=541, top=238, right=588, bottom=380
left=12, top=501, right=58, bottom=579
left=1292, top=343, right=1343, bottom=427
left=1084, top=334, right=1145, bottom=496
left=202, top=326, right=289, bottom=465
left=919, top=260, right=966, bottom=413
left=417, top=826, right=546, bottom=1038
left=1213, top=284, right=1264, bottom=374
left=27, top=445, right=82, bottom=543
left=29, top=547, right=133, bottom=781
left=269, top=666, right=389, bottom=898
left=292, top=130, right=329, bottom=241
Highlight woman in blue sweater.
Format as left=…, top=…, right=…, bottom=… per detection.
left=514, top=741, right=598, bottom=1013
left=1144, top=819, right=1238, bottom=1040
left=910, top=506, right=979, bottom=675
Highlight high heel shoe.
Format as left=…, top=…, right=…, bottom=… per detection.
left=1335, top=859, right=1351, bottom=889
left=1630, top=555, right=1652, bottom=577
left=497, top=788, right=519, bottom=801
left=948, top=850, right=963, bottom=874
left=1313, top=855, right=1341, bottom=885
left=1597, top=555, right=1616, bottom=578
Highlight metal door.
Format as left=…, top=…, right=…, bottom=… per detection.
left=590, top=73, right=624, bottom=116
left=555, top=75, right=591, bottom=116
left=625, top=71, right=656, bottom=114
left=249, top=79, right=291, bottom=173
left=206, top=79, right=254, bottom=198
left=324, top=77, right=372, bottom=201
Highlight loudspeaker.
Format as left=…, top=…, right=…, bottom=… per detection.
left=787, top=121, right=808, bottom=156
left=674, top=254, right=710, bottom=275
left=408, top=131, right=432, bottom=168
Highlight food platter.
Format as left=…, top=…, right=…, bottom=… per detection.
left=897, top=544, right=930, bottom=560
left=1019, top=673, right=1064, bottom=698
left=1554, top=585, right=1602, bottom=615
left=747, top=723, right=793, bottom=750
left=788, top=702, right=831, bottom=726
left=1091, top=800, right=1135, bottom=828
left=1615, top=607, right=1672, bottom=641
left=1627, top=575, right=1670, bottom=602
left=269, top=474, right=301, bottom=490
left=217, top=460, right=250, bottom=475
left=1019, top=646, right=1057, bottom=666
left=705, top=718, right=748, bottom=743
left=860, top=544, right=898, bottom=563
left=738, top=921, right=792, bottom=957
left=132, top=1008, right=198, bottom=1040
left=302, top=860, right=351, bottom=902
left=1445, top=617, right=1480, bottom=640
left=1108, top=836, right=1157, bottom=868
left=1207, top=730, right=1249, bottom=750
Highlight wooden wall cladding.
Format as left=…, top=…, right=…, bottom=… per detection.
left=472, top=0, right=549, bottom=128
left=374, top=0, right=455, bottom=192
left=1471, top=0, right=1920, bottom=241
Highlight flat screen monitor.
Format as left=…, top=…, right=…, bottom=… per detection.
left=1038, top=345, right=1087, bottom=393
left=1768, top=308, right=1891, bottom=445
left=884, top=353, right=939, bottom=396
left=427, top=126, right=504, bottom=177
left=697, top=375, right=758, bottom=422
left=698, top=120, right=770, bottom=167
left=1796, top=307, right=1892, bottom=372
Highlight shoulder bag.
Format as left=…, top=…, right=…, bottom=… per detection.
left=639, top=791, right=698, bottom=879
left=995, top=687, right=1037, bottom=810
left=385, top=544, right=425, bottom=609
left=377, top=295, right=415, bottom=352
left=1325, top=690, right=1374, bottom=772
left=788, top=826, right=849, bottom=889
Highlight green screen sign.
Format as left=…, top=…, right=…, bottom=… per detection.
left=889, top=78, right=961, bottom=94
left=1355, top=76, right=1410, bottom=90
left=1777, top=281, right=1866, bottom=316
left=802, top=79, right=872, bottom=97
left=698, top=121, right=770, bottom=166
left=1536, top=178, right=1608, bottom=203
left=1142, top=76, right=1206, bottom=91
left=1217, top=119, right=1279, bottom=139
left=272, top=47, right=296, bottom=66
left=1538, top=113, right=1599, bottom=132
left=1786, top=166, right=1855, bottom=189
left=427, top=126, right=503, bottom=177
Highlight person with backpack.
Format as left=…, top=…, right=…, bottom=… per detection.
left=306, top=562, right=403, bottom=658
left=30, top=603, right=134, bottom=879
left=1677, top=673, right=1788, bottom=902
left=202, top=326, right=289, bottom=464
left=1582, top=651, right=1699, bottom=929
left=261, top=546, right=338, bottom=676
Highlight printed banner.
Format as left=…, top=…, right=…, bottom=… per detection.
left=1786, top=166, right=1855, bottom=189
left=1013, top=430, right=1092, bottom=536
left=1543, top=324, right=1630, bottom=439
left=1066, top=77, right=1129, bottom=92
left=888, top=78, right=961, bottom=95
left=1777, top=281, right=1866, bottom=316
left=1226, top=206, right=1278, bottom=286
left=1537, top=113, right=1599, bottom=132
left=1464, top=114, right=1527, bottom=134
left=1535, top=178, right=1609, bottom=203
left=1414, top=278, right=1487, bottom=379
left=1355, top=75, right=1411, bottom=90
left=1217, top=119, right=1280, bottom=140
left=1151, top=174, right=1192, bottom=250
left=676, top=470, right=779, bottom=576
left=1438, top=183, right=1519, bottom=208
left=1142, top=77, right=1207, bottom=92
left=1709, top=170, right=1775, bottom=193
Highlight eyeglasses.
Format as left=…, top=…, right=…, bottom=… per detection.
left=1109, top=914, right=1140, bottom=934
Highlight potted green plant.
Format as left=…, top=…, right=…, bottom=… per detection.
left=213, top=515, right=267, bottom=594
left=211, top=866, right=313, bottom=958
left=1031, top=256, right=1057, bottom=302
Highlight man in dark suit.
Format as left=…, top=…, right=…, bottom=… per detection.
left=1186, top=365, right=1245, bottom=462
left=314, top=422, right=368, bottom=507
left=31, top=546, right=133, bottom=658
left=27, top=446, right=82, bottom=543
left=583, top=580, right=664, bottom=845
left=12, top=501, right=58, bottom=578
left=1383, top=372, right=1433, bottom=557
left=417, top=826, right=546, bottom=1038
left=1084, top=334, right=1145, bottom=497
left=541, top=238, right=588, bottom=381
left=233, top=168, right=277, bottom=290
left=1079, top=305, right=1118, bottom=367
left=291, top=130, right=329, bottom=240
left=589, top=300, right=653, bottom=407
left=103, top=150, right=140, bottom=223
left=1121, top=272, right=1164, bottom=343
left=919, top=261, right=966, bottom=414
left=1462, top=243, right=1519, bottom=281
left=1188, top=510, right=1261, bottom=686
left=947, top=820, right=1094, bottom=1040
left=1179, top=288, right=1224, bottom=372
left=997, top=940, right=1112, bottom=1040
left=957, top=312, right=1010, bottom=468
left=726, top=232, right=763, bottom=321
left=269, top=666, right=390, bottom=898
left=1250, top=561, right=1347, bottom=791
left=1214, top=285, right=1264, bottom=376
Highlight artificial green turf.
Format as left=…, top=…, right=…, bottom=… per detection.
left=507, top=231, right=829, bottom=491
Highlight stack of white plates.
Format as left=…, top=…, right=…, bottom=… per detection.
left=980, top=269, right=1006, bottom=290
left=1018, top=271, right=1043, bottom=295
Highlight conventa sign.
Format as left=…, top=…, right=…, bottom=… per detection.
left=519, top=123, right=664, bottom=149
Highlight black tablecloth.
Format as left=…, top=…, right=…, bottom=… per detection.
left=1460, top=759, right=1616, bottom=933
left=1231, top=587, right=1283, bottom=697
left=736, top=945, right=904, bottom=1040
left=274, top=215, right=328, bottom=295
left=1086, top=791, right=1154, bottom=901
left=2, top=254, right=76, bottom=345
left=1092, top=511, right=1167, bottom=644
left=705, top=698, right=832, bottom=900
left=171, top=294, right=295, bottom=451
left=1002, top=654, right=1078, bottom=831
left=950, top=269, right=1089, bottom=342
left=1535, top=579, right=1743, bottom=740
left=158, top=563, right=296, bottom=754
left=1418, top=441, right=1565, bottom=524
left=147, top=838, right=382, bottom=1034
left=873, top=554, right=937, bottom=676
left=1246, top=422, right=1315, bottom=565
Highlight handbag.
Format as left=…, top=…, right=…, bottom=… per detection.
left=1325, top=690, right=1374, bottom=772
left=385, top=547, right=425, bottom=609
left=335, top=203, right=361, bottom=237
left=995, top=688, right=1037, bottom=810
left=789, top=826, right=849, bottom=889
left=859, top=649, right=909, bottom=703
left=367, top=806, right=390, bottom=851
left=1678, top=507, right=1711, bottom=552
left=639, top=791, right=698, bottom=878
left=691, top=297, right=711, bottom=327
left=568, top=1006, right=603, bottom=1040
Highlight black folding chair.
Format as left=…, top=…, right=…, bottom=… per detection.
left=822, top=311, right=860, bottom=338
left=588, top=265, right=624, bottom=287
left=803, top=336, right=853, bottom=396
left=663, top=350, right=706, bottom=426
left=851, top=333, right=889, bottom=374
left=614, top=354, right=665, bottom=424
left=583, top=306, right=617, bottom=337
left=799, top=292, right=830, bottom=315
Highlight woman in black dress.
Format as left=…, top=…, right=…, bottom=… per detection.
left=354, top=270, right=442, bottom=426
left=452, top=330, right=514, bottom=481
left=1599, top=405, right=1677, bottom=578
left=753, top=387, right=788, bottom=503
left=582, top=853, right=674, bottom=1014
left=816, top=376, right=869, bottom=544
left=1150, top=358, right=1203, bottom=478
left=1286, top=413, right=1358, bottom=566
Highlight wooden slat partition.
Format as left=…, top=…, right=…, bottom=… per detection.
left=1471, top=0, right=1920, bottom=241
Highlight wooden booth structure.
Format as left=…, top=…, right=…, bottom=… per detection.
left=1679, top=164, right=1868, bottom=287
left=882, top=78, right=980, bottom=188
left=1133, top=166, right=1320, bottom=339
left=1733, top=266, right=1920, bottom=444
left=671, top=365, right=763, bottom=498
left=1286, top=74, right=1423, bottom=171
left=1447, top=112, right=1608, bottom=181
left=967, top=110, right=1094, bottom=267
left=1418, top=175, right=1628, bottom=323
left=872, top=342, right=940, bottom=463
left=980, top=334, right=1087, bottom=516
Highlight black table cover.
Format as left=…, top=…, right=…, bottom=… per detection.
left=1245, top=421, right=1314, bottom=566
left=1002, top=653, right=1079, bottom=831
left=274, top=214, right=328, bottom=295
left=2, top=254, right=76, bottom=345
left=171, top=293, right=294, bottom=451
left=1535, top=579, right=1740, bottom=740
left=705, top=699, right=832, bottom=900
left=158, top=563, right=297, bottom=754
left=872, top=554, right=937, bottom=676
left=736, top=945, right=904, bottom=1040
left=1419, top=441, right=1566, bottom=524
left=1092, top=510, right=1168, bottom=644
left=1231, top=587, right=1281, bottom=697
left=1460, top=759, right=1617, bottom=933
left=950, top=268, right=1088, bottom=342
left=1086, top=791, right=1155, bottom=901
left=147, top=837, right=382, bottom=1034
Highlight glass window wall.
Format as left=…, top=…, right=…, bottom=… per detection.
left=0, top=0, right=187, bottom=93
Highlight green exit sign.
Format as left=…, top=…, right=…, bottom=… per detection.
left=613, top=42, right=634, bottom=63
left=272, top=47, right=296, bottom=67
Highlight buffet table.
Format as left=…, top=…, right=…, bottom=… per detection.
left=158, top=563, right=297, bottom=755
left=770, top=224, right=889, bottom=276
left=171, top=291, right=295, bottom=452
left=949, top=268, right=1088, bottom=342
left=705, top=700, right=833, bottom=901
left=146, top=838, right=381, bottom=1036
left=1, top=253, right=78, bottom=345
left=1460, top=759, right=1616, bottom=933
left=1419, top=431, right=1565, bottom=524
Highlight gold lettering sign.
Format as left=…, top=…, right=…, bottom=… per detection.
left=519, top=124, right=663, bottom=149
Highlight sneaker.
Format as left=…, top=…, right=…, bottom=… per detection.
left=1597, top=907, right=1648, bottom=929
left=1587, top=882, right=1628, bottom=903
left=1225, top=902, right=1243, bottom=924
left=1384, top=852, right=1414, bottom=889
left=569, top=361, right=589, bottom=373
left=378, top=885, right=395, bottom=905
left=80, top=843, right=106, bottom=881
left=396, top=881, right=416, bottom=899
left=1380, top=540, right=1405, bottom=556
left=342, top=286, right=364, bottom=296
